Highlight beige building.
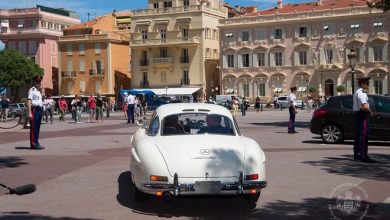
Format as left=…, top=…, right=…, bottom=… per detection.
left=58, top=12, right=131, bottom=97
left=219, top=0, right=389, bottom=101
left=130, top=0, right=227, bottom=99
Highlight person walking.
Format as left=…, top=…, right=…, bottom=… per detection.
left=353, top=77, right=375, bottom=163
left=241, top=96, right=249, bottom=116
left=43, top=94, right=54, bottom=124
left=141, top=95, right=147, bottom=117
left=58, top=96, right=68, bottom=122
left=28, top=76, right=44, bottom=150
left=126, top=93, right=135, bottom=124
left=123, top=92, right=128, bottom=120
left=95, top=93, right=104, bottom=122
left=71, top=95, right=82, bottom=123
left=87, top=94, right=96, bottom=123
left=288, top=86, right=298, bottom=134
left=231, top=96, right=239, bottom=117
left=255, top=97, right=261, bottom=113
left=0, top=94, right=10, bottom=122
left=307, top=97, right=314, bottom=114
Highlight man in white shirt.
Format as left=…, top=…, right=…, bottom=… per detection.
left=288, top=86, right=298, bottom=134
left=43, top=94, right=55, bottom=124
left=353, top=77, right=374, bottom=163
left=28, top=76, right=44, bottom=150
left=126, top=93, right=136, bottom=124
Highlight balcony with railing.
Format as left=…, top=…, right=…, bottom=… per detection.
left=61, top=71, right=76, bottom=79
left=180, top=56, right=190, bottom=64
left=131, top=36, right=200, bottom=47
left=60, top=33, right=126, bottom=42
left=140, top=81, right=149, bottom=88
left=152, top=57, right=173, bottom=65
left=181, top=78, right=190, bottom=86
left=0, top=27, right=63, bottom=37
left=132, top=5, right=226, bottom=17
left=140, top=59, right=149, bottom=66
left=89, top=69, right=105, bottom=77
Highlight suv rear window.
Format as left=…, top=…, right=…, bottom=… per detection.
left=340, top=97, right=353, bottom=109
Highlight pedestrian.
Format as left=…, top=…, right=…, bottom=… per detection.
left=71, top=94, right=82, bottom=123
left=241, top=96, right=249, bottom=116
left=126, top=92, right=135, bottom=124
left=0, top=94, right=10, bottom=122
left=307, top=97, right=314, bottom=114
left=82, top=100, right=87, bottom=113
left=135, top=97, right=141, bottom=121
left=88, top=93, right=96, bottom=123
left=28, top=76, right=44, bottom=150
left=43, top=94, right=54, bottom=124
left=353, top=77, right=375, bottom=163
left=141, top=95, right=147, bottom=116
left=58, top=95, right=68, bottom=122
left=104, top=98, right=110, bottom=118
left=95, top=93, right=104, bottom=122
left=255, top=97, right=261, bottom=113
left=231, top=96, right=239, bottom=117
left=288, top=86, right=298, bottom=134
left=123, top=92, right=128, bottom=120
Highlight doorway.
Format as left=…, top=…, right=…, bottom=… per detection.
left=325, top=79, right=334, bottom=97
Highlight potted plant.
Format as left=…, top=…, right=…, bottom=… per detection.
left=336, top=85, right=346, bottom=95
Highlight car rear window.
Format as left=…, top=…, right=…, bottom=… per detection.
left=340, top=97, right=353, bottom=109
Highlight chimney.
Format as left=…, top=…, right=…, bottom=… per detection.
left=277, top=0, right=283, bottom=9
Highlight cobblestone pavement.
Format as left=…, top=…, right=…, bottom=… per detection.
left=0, top=110, right=389, bottom=220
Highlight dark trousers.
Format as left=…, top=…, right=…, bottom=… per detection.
left=288, top=106, right=296, bottom=132
left=354, top=111, right=369, bottom=160
left=241, top=104, right=246, bottom=116
left=30, top=107, right=43, bottom=148
left=127, top=104, right=135, bottom=123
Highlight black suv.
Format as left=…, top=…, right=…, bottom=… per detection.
left=310, top=95, right=390, bottom=143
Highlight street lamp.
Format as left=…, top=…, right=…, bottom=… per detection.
left=348, top=47, right=358, bottom=94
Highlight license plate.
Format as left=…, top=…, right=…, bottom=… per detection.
left=195, top=181, right=221, bottom=193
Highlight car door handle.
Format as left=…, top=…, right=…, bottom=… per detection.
left=375, top=115, right=384, bottom=119
left=340, top=111, right=350, bottom=115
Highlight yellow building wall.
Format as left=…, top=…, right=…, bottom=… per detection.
left=111, top=42, right=131, bottom=93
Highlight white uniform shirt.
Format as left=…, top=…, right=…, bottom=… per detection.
left=43, top=98, right=54, bottom=109
left=126, top=94, right=135, bottom=104
left=353, top=88, right=369, bottom=111
left=28, top=87, right=43, bottom=107
left=288, top=93, right=297, bottom=107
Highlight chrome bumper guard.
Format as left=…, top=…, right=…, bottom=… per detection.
left=142, top=171, right=267, bottom=196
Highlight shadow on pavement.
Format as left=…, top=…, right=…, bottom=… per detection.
left=250, top=121, right=310, bottom=128
left=302, top=140, right=390, bottom=147
left=0, top=156, right=28, bottom=168
left=116, top=172, right=388, bottom=220
left=303, top=154, right=390, bottom=181
left=116, top=171, right=256, bottom=218
left=0, top=213, right=98, bottom=220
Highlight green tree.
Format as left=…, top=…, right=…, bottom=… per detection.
left=0, top=49, right=43, bottom=100
left=367, top=0, right=390, bottom=12
left=337, top=85, right=346, bottom=93
left=308, top=86, right=317, bottom=93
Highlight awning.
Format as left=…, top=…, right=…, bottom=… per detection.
left=151, top=87, right=201, bottom=96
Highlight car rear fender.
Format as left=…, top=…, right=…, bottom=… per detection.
left=243, top=137, right=266, bottom=181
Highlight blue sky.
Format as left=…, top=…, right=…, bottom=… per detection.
left=0, top=0, right=313, bottom=49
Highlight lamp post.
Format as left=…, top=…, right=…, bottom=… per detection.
left=306, top=79, right=309, bottom=98
left=348, top=47, right=358, bottom=94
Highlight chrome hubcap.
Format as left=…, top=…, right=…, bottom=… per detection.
left=323, top=125, right=341, bottom=143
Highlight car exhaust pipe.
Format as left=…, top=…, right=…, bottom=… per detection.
left=163, top=191, right=174, bottom=202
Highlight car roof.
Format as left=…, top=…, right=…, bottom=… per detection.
left=156, top=103, right=233, bottom=118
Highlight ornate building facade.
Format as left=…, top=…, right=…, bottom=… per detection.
left=219, top=0, right=389, bottom=101
left=130, top=0, right=227, bottom=98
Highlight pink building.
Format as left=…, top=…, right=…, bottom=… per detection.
left=0, top=5, right=80, bottom=96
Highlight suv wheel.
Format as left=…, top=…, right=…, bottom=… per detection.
left=321, top=124, right=343, bottom=144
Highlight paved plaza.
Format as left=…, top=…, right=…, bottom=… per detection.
left=0, top=109, right=389, bottom=220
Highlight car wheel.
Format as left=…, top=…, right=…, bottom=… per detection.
left=321, top=124, right=343, bottom=144
left=133, top=183, right=149, bottom=202
left=243, top=192, right=261, bottom=202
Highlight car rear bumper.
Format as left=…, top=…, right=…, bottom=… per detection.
left=140, top=172, right=267, bottom=196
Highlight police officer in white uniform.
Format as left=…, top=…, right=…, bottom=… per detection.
left=28, top=76, right=44, bottom=150
left=126, top=93, right=136, bottom=124
left=353, top=77, right=375, bottom=162
left=288, top=86, right=298, bottom=134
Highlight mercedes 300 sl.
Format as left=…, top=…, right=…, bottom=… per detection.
left=130, top=103, right=266, bottom=201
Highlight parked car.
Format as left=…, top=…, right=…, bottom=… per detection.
left=274, top=96, right=303, bottom=108
left=130, top=103, right=267, bottom=202
left=8, top=103, right=26, bottom=117
left=310, top=95, right=390, bottom=144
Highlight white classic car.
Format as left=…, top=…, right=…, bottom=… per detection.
left=130, top=103, right=267, bottom=202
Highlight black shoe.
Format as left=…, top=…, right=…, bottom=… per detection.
left=288, top=131, right=294, bottom=134
left=354, top=156, right=361, bottom=161
left=293, top=131, right=299, bottom=133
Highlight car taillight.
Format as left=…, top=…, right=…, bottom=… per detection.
left=150, top=175, right=168, bottom=182
left=313, top=109, right=328, bottom=118
left=244, top=174, right=259, bottom=180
